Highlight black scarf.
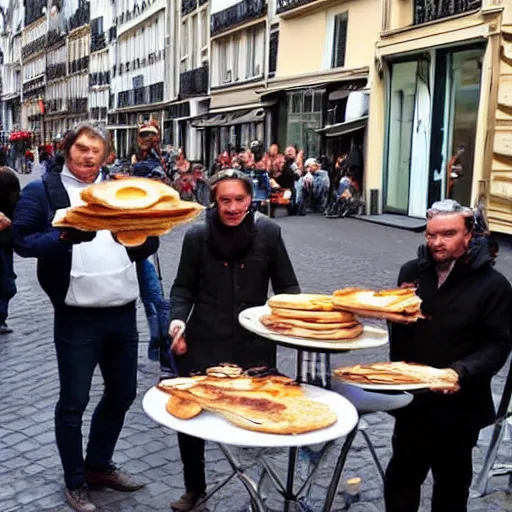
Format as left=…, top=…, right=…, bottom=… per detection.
left=206, top=207, right=257, bottom=259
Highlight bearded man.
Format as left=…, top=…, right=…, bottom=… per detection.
left=385, top=199, right=512, bottom=512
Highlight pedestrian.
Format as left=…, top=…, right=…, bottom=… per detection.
left=131, top=120, right=172, bottom=363
left=297, top=158, right=330, bottom=215
left=385, top=199, right=512, bottom=512
left=168, top=168, right=300, bottom=511
left=12, top=123, right=157, bottom=512
left=0, top=162, right=20, bottom=334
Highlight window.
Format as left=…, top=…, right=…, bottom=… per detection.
left=191, top=15, right=198, bottom=69
left=181, top=20, right=188, bottom=72
left=200, top=8, right=208, bottom=63
left=219, top=40, right=229, bottom=83
left=233, top=35, right=240, bottom=81
left=246, top=28, right=256, bottom=79
left=331, top=13, right=348, bottom=69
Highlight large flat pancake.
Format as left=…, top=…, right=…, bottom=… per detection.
left=262, top=314, right=358, bottom=331
left=73, top=199, right=199, bottom=218
left=267, top=293, right=335, bottom=311
left=270, top=307, right=355, bottom=323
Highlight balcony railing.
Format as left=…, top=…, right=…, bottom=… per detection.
left=276, top=0, right=316, bottom=15
left=117, top=82, right=164, bottom=108
left=69, top=56, right=90, bottom=74
left=68, top=98, right=88, bottom=115
left=22, top=81, right=45, bottom=101
left=91, top=34, right=106, bottom=53
left=413, top=0, right=481, bottom=24
left=179, top=64, right=209, bottom=98
left=47, top=63, right=67, bottom=82
left=47, top=29, right=65, bottom=48
left=211, top=0, right=266, bottom=36
left=90, top=71, right=110, bottom=87
left=22, top=35, right=46, bottom=60
left=182, top=0, right=197, bottom=16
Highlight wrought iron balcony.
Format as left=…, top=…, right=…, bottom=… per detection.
left=180, top=64, right=209, bottom=98
left=117, top=82, right=164, bottom=109
left=414, top=0, right=481, bottom=24
left=47, top=29, right=65, bottom=48
left=47, top=63, right=67, bottom=82
left=25, top=0, right=47, bottom=27
left=22, top=79, right=45, bottom=101
left=90, top=71, right=110, bottom=87
left=276, top=0, right=317, bottom=15
left=69, top=56, right=90, bottom=74
left=211, top=0, right=266, bottom=36
left=68, top=98, right=88, bottom=115
left=91, top=34, right=106, bottom=53
left=22, top=35, right=46, bottom=60
left=182, top=0, right=197, bottom=16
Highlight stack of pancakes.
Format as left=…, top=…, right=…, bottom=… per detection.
left=52, top=177, right=203, bottom=247
left=331, top=287, right=423, bottom=323
left=260, top=293, right=364, bottom=340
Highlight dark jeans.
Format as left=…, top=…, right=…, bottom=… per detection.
left=53, top=302, right=139, bottom=490
left=177, top=432, right=206, bottom=493
left=0, top=247, right=16, bottom=325
left=385, top=416, right=480, bottom=512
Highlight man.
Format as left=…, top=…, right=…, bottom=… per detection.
left=298, top=158, right=330, bottom=215
left=0, top=162, right=20, bottom=334
left=131, top=120, right=172, bottom=363
left=13, top=123, right=157, bottom=512
left=385, top=199, right=512, bottom=512
left=169, top=169, right=300, bottom=511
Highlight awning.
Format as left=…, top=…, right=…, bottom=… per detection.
left=315, top=116, right=368, bottom=138
left=192, top=107, right=267, bottom=129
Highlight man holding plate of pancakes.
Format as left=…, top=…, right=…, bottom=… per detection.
left=384, top=199, right=511, bottom=512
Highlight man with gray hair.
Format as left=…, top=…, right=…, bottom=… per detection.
left=385, top=199, right=512, bottom=512
left=13, top=123, right=158, bottom=512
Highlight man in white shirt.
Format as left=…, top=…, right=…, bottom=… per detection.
left=13, top=123, right=159, bottom=512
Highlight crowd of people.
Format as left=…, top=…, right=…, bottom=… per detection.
left=0, top=120, right=510, bottom=512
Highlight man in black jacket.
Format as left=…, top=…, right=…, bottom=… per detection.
left=385, top=199, right=512, bottom=512
left=168, top=169, right=300, bottom=511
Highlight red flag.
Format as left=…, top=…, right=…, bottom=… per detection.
left=38, top=97, right=45, bottom=114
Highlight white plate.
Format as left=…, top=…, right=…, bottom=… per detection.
left=238, top=305, right=388, bottom=352
left=142, top=384, right=358, bottom=448
left=335, top=380, right=431, bottom=391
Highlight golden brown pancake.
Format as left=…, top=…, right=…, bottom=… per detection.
left=270, top=307, right=355, bottom=323
left=267, top=293, right=334, bottom=311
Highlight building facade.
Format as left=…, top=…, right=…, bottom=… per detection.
left=108, top=0, right=168, bottom=158
left=365, top=0, right=512, bottom=234
left=0, top=0, right=24, bottom=136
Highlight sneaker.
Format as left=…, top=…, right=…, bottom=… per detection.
left=65, top=486, right=97, bottom=512
left=170, top=490, right=207, bottom=511
left=85, top=466, right=145, bottom=492
left=0, top=323, right=13, bottom=334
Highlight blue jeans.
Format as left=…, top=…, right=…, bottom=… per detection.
left=136, top=259, right=176, bottom=372
left=0, top=247, right=16, bottom=325
left=53, top=302, right=138, bottom=490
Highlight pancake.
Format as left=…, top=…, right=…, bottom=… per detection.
left=267, top=293, right=334, bottom=311
left=166, top=396, right=203, bottom=420
left=261, top=314, right=357, bottom=331
left=81, top=177, right=179, bottom=210
left=73, top=198, right=194, bottom=217
left=270, top=307, right=355, bottom=323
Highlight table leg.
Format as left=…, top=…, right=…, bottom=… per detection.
left=322, top=423, right=359, bottom=512
left=218, top=444, right=266, bottom=512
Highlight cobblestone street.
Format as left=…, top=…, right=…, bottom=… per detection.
left=1, top=174, right=511, bottom=511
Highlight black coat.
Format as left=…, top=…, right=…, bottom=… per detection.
left=170, top=215, right=300, bottom=375
left=390, top=238, right=512, bottom=429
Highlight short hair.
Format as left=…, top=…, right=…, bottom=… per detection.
left=209, top=169, right=253, bottom=203
left=426, top=199, right=474, bottom=231
left=61, top=123, right=111, bottom=160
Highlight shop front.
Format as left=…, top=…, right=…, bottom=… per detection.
left=383, top=46, right=485, bottom=218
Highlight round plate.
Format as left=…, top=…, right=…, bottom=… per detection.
left=238, top=305, right=388, bottom=353
left=142, top=384, right=358, bottom=448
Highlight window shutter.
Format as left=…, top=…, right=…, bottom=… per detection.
left=269, top=31, right=279, bottom=76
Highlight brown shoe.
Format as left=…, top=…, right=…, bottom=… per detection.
left=85, top=467, right=146, bottom=492
left=170, top=490, right=206, bottom=511
left=65, top=486, right=97, bottom=512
